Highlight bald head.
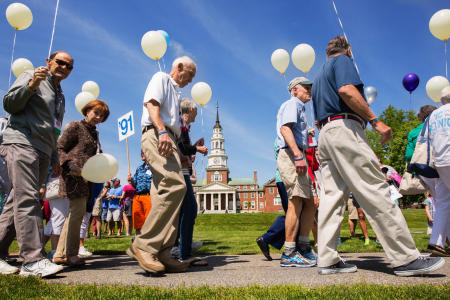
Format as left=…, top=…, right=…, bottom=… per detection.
left=170, top=56, right=196, bottom=88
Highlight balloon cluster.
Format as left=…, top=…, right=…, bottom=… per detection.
left=426, top=76, right=449, bottom=104
left=141, top=30, right=170, bottom=61
left=271, top=43, right=316, bottom=75
left=82, top=153, right=119, bottom=183
left=75, top=81, right=100, bottom=115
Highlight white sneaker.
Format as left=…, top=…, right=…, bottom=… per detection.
left=192, top=241, right=204, bottom=253
left=78, top=246, right=93, bottom=258
left=0, top=258, right=19, bottom=274
left=19, top=258, right=63, bottom=278
left=170, top=246, right=180, bottom=258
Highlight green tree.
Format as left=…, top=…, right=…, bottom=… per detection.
left=365, top=105, right=423, bottom=206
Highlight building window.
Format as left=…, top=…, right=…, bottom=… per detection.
left=212, top=171, right=222, bottom=182
left=251, top=193, right=255, bottom=198
left=243, top=201, right=248, bottom=209
left=244, top=193, right=247, bottom=198
left=243, top=186, right=247, bottom=190
left=259, top=202, right=264, bottom=209
left=269, top=187, right=274, bottom=194
left=259, top=192, right=263, bottom=198
left=274, top=197, right=281, bottom=206
left=251, top=201, right=255, bottom=209
left=250, top=185, right=255, bottom=190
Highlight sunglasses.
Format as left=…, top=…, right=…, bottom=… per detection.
left=54, top=59, right=73, bottom=70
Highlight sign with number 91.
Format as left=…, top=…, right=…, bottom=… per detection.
left=117, top=111, right=135, bottom=141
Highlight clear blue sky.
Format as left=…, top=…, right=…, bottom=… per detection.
left=0, top=0, right=448, bottom=185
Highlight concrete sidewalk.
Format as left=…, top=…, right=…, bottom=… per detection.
left=36, top=253, right=450, bottom=288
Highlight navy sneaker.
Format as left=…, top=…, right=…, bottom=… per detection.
left=393, top=256, right=444, bottom=277
left=318, top=259, right=357, bottom=275
left=256, top=236, right=272, bottom=261
left=280, top=251, right=315, bottom=268
left=299, top=248, right=317, bottom=265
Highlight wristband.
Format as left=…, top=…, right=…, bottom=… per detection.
left=158, top=130, right=168, bottom=136
left=294, top=157, right=304, bottom=161
left=369, top=118, right=378, bottom=125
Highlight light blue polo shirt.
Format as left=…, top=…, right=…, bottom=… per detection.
left=276, top=97, right=308, bottom=151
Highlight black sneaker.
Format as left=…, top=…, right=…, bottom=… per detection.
left=256, top=236, right=272, bottom=261
left=393, top=256, right=445, bottom=277
left=318, top=259, right=357, bottom=275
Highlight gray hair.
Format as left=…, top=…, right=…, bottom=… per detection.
left=172, top=56, right=196, bottom=69
left=180, top=98, right=197, bottom=114
left=441, top=86, right=450, bottom=104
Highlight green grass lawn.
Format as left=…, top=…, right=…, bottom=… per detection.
left=8, top=209, right=431, bottom=255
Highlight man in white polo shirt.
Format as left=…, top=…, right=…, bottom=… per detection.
left=127, top=56, right=196, bottom=275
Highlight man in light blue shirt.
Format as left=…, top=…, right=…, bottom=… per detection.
left=276, top=77, right=316, bottom=268
left=107, top=178, right=123, bottom=236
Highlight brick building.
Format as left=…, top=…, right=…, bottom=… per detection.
left=193, top=106, right=283, bottom=213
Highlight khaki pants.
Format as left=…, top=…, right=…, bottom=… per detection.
left=0, top=144, right=50, bottom=264
left=54, top=196, right=87, bottom=258
left=317, top=119, right=419, bottom=268
left=134, top=129, right=186, bottom=254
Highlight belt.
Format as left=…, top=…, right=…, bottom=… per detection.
left=319, top=113, right=365, bottom=130
left=277, top=146, right=305, bottom=153
left=142, top=124, right=175, bottom=136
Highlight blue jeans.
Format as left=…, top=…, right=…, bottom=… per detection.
left=177, top=175, right=198, bottom=260
left=261, top=181, right=290, bottom=249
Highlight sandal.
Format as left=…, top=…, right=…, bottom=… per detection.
left=428, top=244, right=450, bottom=257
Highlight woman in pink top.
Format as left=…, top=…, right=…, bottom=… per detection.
left=121, top=178, right=136, bottom=236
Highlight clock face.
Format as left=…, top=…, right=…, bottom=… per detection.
left=214, top=158, right=220, bottom=164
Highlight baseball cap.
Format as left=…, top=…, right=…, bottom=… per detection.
left=288, top=77, right=313, bottom=92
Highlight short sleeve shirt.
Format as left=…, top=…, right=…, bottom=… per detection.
left=122, top=184, right=136, bottom=201
left=276, top=97, right=308, bottom=150
left=140, top=72, right=182, bottom=137
left=312, top=55, right=365, bottom=124
left=423, top=197, right=435, bottom=226
left=133, top=163, right=152, bottom=195
left=427, top=104, right=450, bottom=167
left=107, top=186, right=123, bottom=210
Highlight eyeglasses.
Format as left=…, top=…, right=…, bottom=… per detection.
left=54, top=59, right=73, bottom=70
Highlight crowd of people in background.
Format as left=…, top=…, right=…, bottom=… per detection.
left=0, top=35, right=447, bottom=279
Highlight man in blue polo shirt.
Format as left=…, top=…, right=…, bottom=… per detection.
left=276, top=77, right=316, bottom=268
left=107, top=178, right=123, bottom=236
left=312, top=35, right=444, bottom=276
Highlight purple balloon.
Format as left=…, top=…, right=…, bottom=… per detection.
left=402, top=73, right=420, bottom=93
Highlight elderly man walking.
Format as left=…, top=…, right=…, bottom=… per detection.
left=312, top=36, right=444, bottom=276
left=276, top=77, right=316, bottom=268
left=127, top=56, right=197, bottom=274
left=0, top=51, right=73, bottom=277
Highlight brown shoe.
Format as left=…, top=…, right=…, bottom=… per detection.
left=428, top=244, right=450, bottom=257
left=53, top=257, right=68, bottom=264
left=128, top=244, right=165, bottom=274
left=158, top=248, right=190, bottom=272
left=67, top=256, right=85, bottom=266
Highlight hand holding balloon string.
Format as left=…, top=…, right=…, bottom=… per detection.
left=28, top=66, right=49, bottom=91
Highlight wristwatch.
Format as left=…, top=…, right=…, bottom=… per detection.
left=369, top=118, right=379, bottom=126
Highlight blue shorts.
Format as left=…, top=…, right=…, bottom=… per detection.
left=101, top=208, right=108, bottom=221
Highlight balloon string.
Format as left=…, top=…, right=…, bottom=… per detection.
left=8, top=31, right=17, bottom=88
left=161, top=57, right=166, bottom=72
left=331, top=0, right=360, bottom=75
left=200, top=105, right=205, bottom=181
left=48, top=0, right=60, bottom=58
left=409, top=92, right=412, bottom=112
left=445, top=40, right=448, bottom=78
left=157, top=60, right=162, bottom=72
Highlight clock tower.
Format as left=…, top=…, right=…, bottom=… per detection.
left=206, top=104, right=229, bottom=184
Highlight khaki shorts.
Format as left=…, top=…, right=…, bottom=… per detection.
left=277, top=148, right=312, bottom=200
left=92, top=196, right=102, bottom=217
left=347, top=198, right=358, bottom=220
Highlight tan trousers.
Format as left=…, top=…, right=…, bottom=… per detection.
left=54, top=196, right=87, bottom=258
left=134, top=129, right=186, bottom=254
left=317, top=119, right=419, bottom=268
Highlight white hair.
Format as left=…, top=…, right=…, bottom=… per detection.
left=172, top=56, right=196, bottom=69
left=180, top=98, right=197, bottom=114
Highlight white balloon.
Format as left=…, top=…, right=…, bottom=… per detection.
left=191, top=82, right=212, bottom=107
left=364, top=86, right=378, bottom=105
left=271, top=49, right=290, bottom=74
left=291, top=43, right=315, bottom=74
left=82, top=81, right=100, bottom=98
left=81, top=153, right=119, bottom=183
left=11, top=58, right=33, bottom=78
left=6, top=3, right=33, bottom=30
left=426, top=76, right=450, bottom=104
left=429, top=9, right=450, bottom=41
left=141, top=31, right=167, bottom=60
left=75, top=92, right=96, bottom=115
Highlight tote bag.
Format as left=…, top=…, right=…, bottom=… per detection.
left=398, top=164, right=426, bottom=195
left=408, top=118, right=439, bottom=178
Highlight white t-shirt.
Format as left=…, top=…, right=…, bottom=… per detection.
left=141, top=72, right=182, bottom=137
left=428, top=104, right=450, bottom=167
